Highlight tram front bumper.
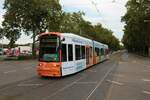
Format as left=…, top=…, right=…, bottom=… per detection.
left=37, top=62, right=61, bottom=77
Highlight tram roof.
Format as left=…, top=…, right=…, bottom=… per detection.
left=61, top=33, right=107, bottom=47
left=39, top=32, right=108, bottom=47
left=61, top=33, right=91, bottom=41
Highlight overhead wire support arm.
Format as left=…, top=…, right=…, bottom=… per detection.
left=89, top=0, right=101, bottom=16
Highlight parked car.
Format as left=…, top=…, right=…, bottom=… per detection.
left=0, top=48, right=3, bottom=55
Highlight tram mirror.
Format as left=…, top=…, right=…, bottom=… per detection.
left=61, top=37, right=65, bottom=41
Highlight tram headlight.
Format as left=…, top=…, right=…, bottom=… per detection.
left=53, top=64, right=57, bottom=67
left=53, top=64, right=60, bottom=67
left=38, top=63, right=43, bottom=67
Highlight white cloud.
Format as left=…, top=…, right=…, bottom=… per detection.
left=60, top=0, right=91, bottom=7
left=1, top=0, right=128, bottom=44
left=60, top=0, right=128, bottom=41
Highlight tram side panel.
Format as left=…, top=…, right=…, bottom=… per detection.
left=61, top=36, right=87, bottom=76
left=60, top=34, right=109, bottom=76
left=61, top=36, right=75, bottom=76
left=93, top=41, right=102, bottom=64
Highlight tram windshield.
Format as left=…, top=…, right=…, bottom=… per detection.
left=39, top=34, right=60, bottom=62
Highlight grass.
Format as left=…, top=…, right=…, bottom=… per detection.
left=0, top=55, right=38, bottom=61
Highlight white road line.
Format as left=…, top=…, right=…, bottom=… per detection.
left=143, top=70, right=150, bottom=72
left=142, top=79, right=150, bottom=82
left=23, top=67, right=32, bottom=70
left=143, top=64, right=150, bottom=67
left=105, top=81, right=114, bottom=100
left=17, top=83, right=43, bottom=87
left=111, top=74, right=124, bottom=78
left=136, top=62, right=150, bottom=68
left=75, top=82, right=98, bottom=84
left=88, top=70, right=97, bottom=73
left=143, top=91, right=150, bottom=95
left=118, top=61, right=124, bottom=64
left=85, top=63, right=116, bottom=100
left=132, top=60, right=137, bottom=63
left=147, top=66, right=150, bottom=68
left=43, top=76, right=84, bottom=100
left=3, top=70, right=16, bottom=74
left=106, top=80, right=124, bottom=86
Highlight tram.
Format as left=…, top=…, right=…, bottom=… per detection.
left=37, top=32, right=109, bottom=77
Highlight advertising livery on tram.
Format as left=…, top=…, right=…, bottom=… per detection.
left=37, top=32, right=109, bottom=77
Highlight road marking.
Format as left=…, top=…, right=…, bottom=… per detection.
left=3, top=70, right=16, bottom=74
left=75, top=82, right=98, bottom=84
left=88, top=70, right=97, bottom=73
left=111, top=74, right=124, bottom=78
left=23, top=67, right=32, bottom=70
left=132, top=60, right=137, bottom=63
left=43, top=76, right=84, bottom=100
left=147, top=66, right=150, bottom=68
left=143, top=91, right=150, bottom=95
left=17, top=83, right=43, bottom=87
left=85, top=63, right=116, bottom=100
left=135, top=62, right=150, bottom=68
left=142, top=79, right=150, bottom=82
left=105, top=81, right=114, bottom=100
left=143, top=70, right=150, bottom=72
left=106, top=80, right=124, bottom=86
left=118, top=61, right=124, bottom=64
left=142, top=64, right=150, bottom=67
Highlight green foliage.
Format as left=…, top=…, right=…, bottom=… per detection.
left=2, top=0, right=22, bottom=48
left=3, top=0, right=62, bottom=56
left=60, top=12, right=85, bottom=34
left=122, top=0, right=150, bottom=56
left=92, top=24, right=120, bottom=51
left=1, top=0, right=120, bottom=53
left=60, top=12, right=120, bottom=51
left=17, top=55, right=35, bottom=60
left=0, top=27, right=4, bottom=39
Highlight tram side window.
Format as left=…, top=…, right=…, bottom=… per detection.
left=95, top=48, right=100, bottom=56
left=98, top=48, right=100, bottom=56
left=81, top=46, right=85, bottom=59
left=68, top=44, right=73, bottom=61
left=101, top=48, right=104, bottom=55
left=62, top=44, right=67, bottom=62
left=90, top=47, right=93, bottom=57
left=75, top=45, right=81, bottom=60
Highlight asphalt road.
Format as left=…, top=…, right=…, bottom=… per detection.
left=0, top=51, right=150, bottom=100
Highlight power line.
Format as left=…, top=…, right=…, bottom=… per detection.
left=88, top=0, right=110, bottom=28
left=89, top=0, right=101, bottom=16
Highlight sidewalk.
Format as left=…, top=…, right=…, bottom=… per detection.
left=0, top=55, right=18, bottom=61
left=105, top=53, right=150, bottom=100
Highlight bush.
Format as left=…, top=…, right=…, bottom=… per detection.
left=17, top=55, right=35, bottom=60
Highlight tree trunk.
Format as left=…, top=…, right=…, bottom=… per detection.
left=32, top=32, right=36, bottom=58
left=8, top=38, right=15, bottom=48
left=149, top=47, right=150, bottom=57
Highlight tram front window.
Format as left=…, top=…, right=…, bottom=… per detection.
left=39, top=35, right=60, bottom=62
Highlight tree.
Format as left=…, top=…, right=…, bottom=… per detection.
left=3, top=0, right=62, bottom=57
left=2, top=0, right=120, bottom=52
left=122, top=0, right=150, bottom=56
left=60, top=12, right=120, bottom=51
left=0, top=27, right=4, bottom=39
left=60, top=11, right=85, bottom=34
left=92, top=24, right=120, bottom=51
left=2, top=3, right=21, bottom=48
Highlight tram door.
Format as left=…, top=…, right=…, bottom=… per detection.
left=86, top=47, right=90, bottom=67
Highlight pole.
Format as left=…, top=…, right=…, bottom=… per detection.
left=149, top=47, right=150, bottom=57
left=1, top=37, right=3, bottom=55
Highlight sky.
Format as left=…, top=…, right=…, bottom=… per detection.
left=0, top=0, right=128, bottom=44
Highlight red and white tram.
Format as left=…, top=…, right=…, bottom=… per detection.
left=37, top=32, right=109, bottom=77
